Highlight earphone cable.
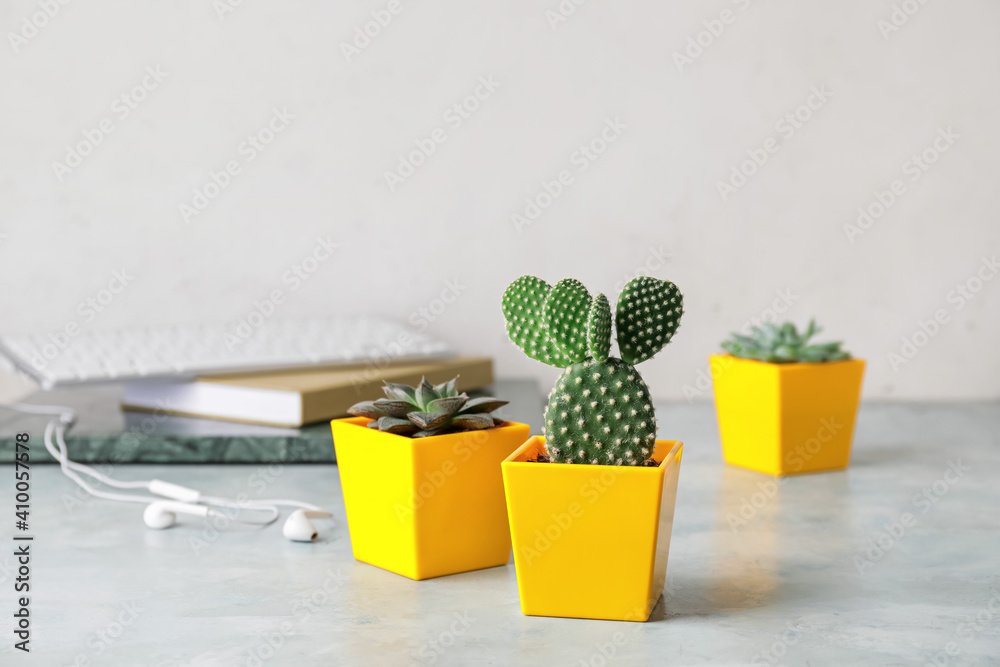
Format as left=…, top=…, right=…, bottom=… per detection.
left=45, top=421, right=155, bottom=504
left=2, top=401, right=151, bottom=491
left=2, top=400, right=303, bottom=527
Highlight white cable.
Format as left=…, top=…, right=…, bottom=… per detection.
left=2, top=401, right=283, bottom=525
left=1, top=401, right=148, bottom=490
left=204, top=496, right=323, bottom=512
left=0, top=401, right=75, bottom=418
left=52, top=422, right=150, bottom=489
left=196, top=496, right=280, bottom=524
left=43, top=421, right=154, bottom=504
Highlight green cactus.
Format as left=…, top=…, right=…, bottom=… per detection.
left=502, top=276, right=575, bottom=367
left=586, top=293, right=612, bottom=360
left=721, top=320, right=850, bottom=363
left=543, top=278, right=592, bottom=362
left=616, top=276, right=683, bottom=365
left=502, top=276, right=683, bottom=466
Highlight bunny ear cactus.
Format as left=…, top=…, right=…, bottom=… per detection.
left=615, top=276, right=683, bottom=365
left=502, top=276, right=684, bottom=466
left=502, top=276, right=576, bottom=367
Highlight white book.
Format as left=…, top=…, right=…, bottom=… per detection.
left=121, top=357, right=494, bottom=427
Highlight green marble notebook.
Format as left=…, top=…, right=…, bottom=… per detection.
left=0, top=380, right=541, bottom=464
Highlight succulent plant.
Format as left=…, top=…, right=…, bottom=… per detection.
left=721, top=320, right=850, bottom=363
left=347, top=376, right=508, bottom=438
left=502, top=275, right=683, bottom=466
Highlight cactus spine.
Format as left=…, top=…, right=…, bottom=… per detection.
left=502, top=275, right=683, bottom=465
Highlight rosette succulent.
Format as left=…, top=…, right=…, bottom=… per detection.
left=721, top=320, right=850, bottom=363
left=347, top=376, right=508, bottom=438
left=502, top=275, right=684, bottom=466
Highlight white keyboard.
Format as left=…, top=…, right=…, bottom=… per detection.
left=0, top=317, right=453, bottom=388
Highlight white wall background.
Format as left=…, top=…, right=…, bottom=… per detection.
left=1, top=0, right=998, bottom=402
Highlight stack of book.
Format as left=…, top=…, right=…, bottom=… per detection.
left=122, top=357, right=494, bottom=428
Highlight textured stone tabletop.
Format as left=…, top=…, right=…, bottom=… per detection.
left=0, top=401, right=998, bottom=665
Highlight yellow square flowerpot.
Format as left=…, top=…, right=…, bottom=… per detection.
left=710, top=355, right=865, bottom=476
left=331, top=417, right=530, bottom=580
left=501, top=436, right=683, bottom=621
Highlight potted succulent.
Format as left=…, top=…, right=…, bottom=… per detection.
left=711, top=320, right=865, bottom=476
left=331, top=376, right=529, bottom=580
left=500, top=275, right=684, bottom=622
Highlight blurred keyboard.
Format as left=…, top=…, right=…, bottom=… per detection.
left=0, top=317, right=453, bottom=388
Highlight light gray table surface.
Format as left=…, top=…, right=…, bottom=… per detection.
left=1, top=401, right=998, bottom=666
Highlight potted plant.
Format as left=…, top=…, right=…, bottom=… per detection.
left=711, top=320, right=865, bottom=476
left=500, top=275, right=685, bottom=621
left=331, top=376, right=529, bottom=580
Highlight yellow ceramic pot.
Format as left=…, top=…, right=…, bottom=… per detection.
left=331, top=417, right=530, bottom=580
left=501, top=436, right=683, bottom=621
left=710, top=355, right=865, bottom=476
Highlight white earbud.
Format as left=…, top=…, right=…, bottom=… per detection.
left=143, top=501, right=211, bottom=529
left=0, top=401, right=331, bottom=544
left=283, top=509, right=333, bottom=542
